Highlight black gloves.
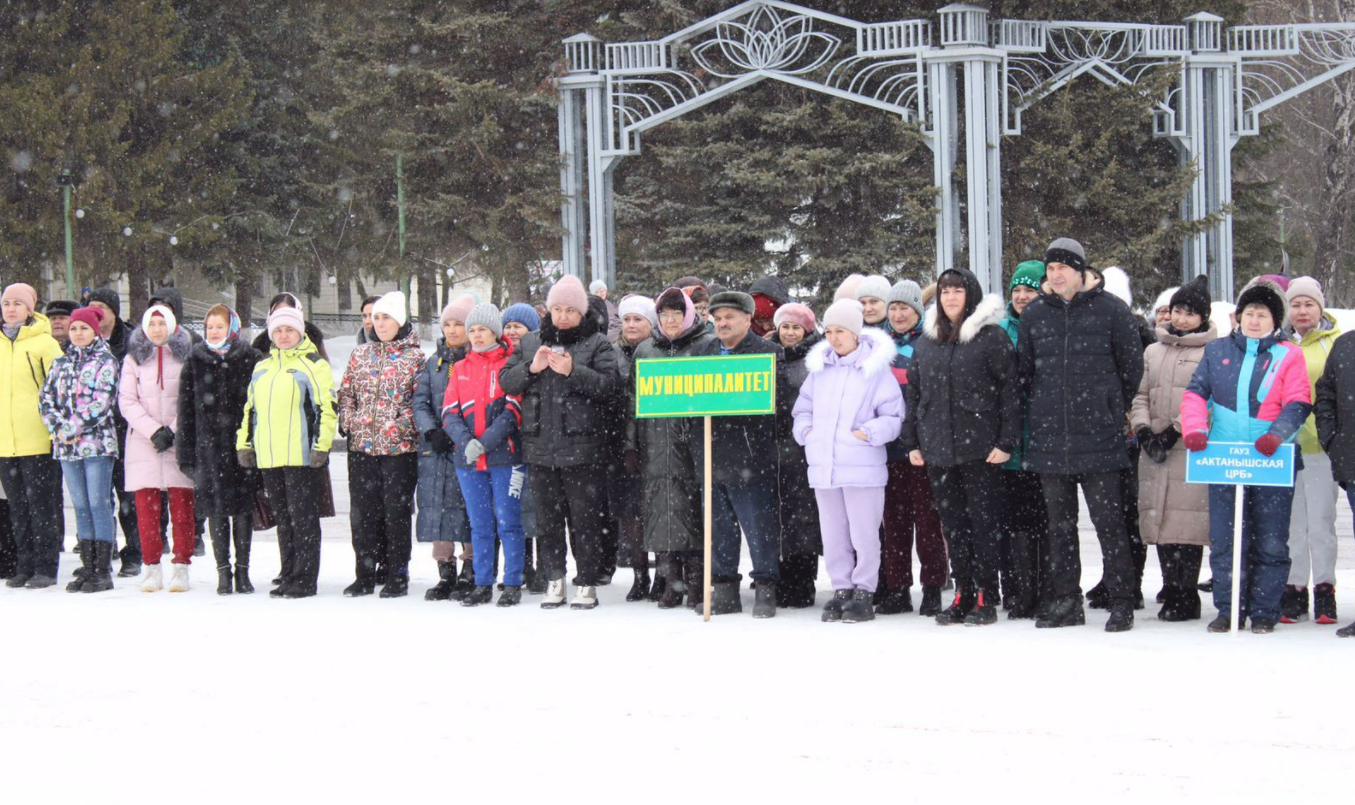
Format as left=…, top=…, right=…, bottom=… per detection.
left=308, top=450, right=330, bottom=469
left=425, top=428, right=454, bottom=454
left=151, top=427, right=175, bottom=453
left=1140, top=427, right=1181, bottom=465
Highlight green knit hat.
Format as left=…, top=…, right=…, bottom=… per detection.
left=1009, top=260, right=1045, bottom=292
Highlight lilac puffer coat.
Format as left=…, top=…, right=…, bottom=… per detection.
left=792, top=327, right=904, bottom=489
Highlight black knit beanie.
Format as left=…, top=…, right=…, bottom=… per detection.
left=1168, top=274, right=1211, bottom=319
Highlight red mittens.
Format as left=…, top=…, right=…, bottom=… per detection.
left=1183, top=431, right=1209, bottom=452
left=1255, top=433, right=1282, bottom=457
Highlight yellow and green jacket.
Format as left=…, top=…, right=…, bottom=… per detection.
left=1, top=313, right=66, bottom=458
left=1291, top=313, right=1342, bottom=455
left=237, top=336, right=336, bottom=468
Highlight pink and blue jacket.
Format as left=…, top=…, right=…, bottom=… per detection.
left=1181, top=329, right=1311, bottom=449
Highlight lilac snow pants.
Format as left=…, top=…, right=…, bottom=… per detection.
left=815, top=486, right=886, bottom=592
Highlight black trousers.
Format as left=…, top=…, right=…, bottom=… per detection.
left=1000, top=469, right=1051, bottom=609
left=1120, top=451, right=1147, bottom=590
left=0, top=499, right=15, bottom=576
left=1158, top=544, right=1204, bottom=592
left=1040, top=471, right=1136, bottom=604
left=928, top=460, right=1003, bottom=599
left=0, top=455, right=64, bottom=578
left=262, top=467, right=323, bottom=590
left=347, top=452, right=417, bottom=583
left=208, top=513, right=254, bottom=570
left=532, top=462, right=609, bottom=587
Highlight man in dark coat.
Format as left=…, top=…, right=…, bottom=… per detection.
left=1017, top=238, right=1145, bottom=632
left=87, top=287, right=141, bottom=577
left=689, top=291, right=788, bottom=618
left=1314, top=327, right=1355, bottom=637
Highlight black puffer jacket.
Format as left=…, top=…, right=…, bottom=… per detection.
left=1016, top=274, right=1146, bottom=474
left=1315, top=330, right=1355, bottom=484
left=771, top=329, right=823, bottom=556
left=500, top=312, right=620, bottom=468
left=689, top=329, right=788, bottom=487
left=901, top=269, right=1020, bottom=468
left=628, top=321, right=717, bottom=552
left=176, top=339, right=264, bottom=516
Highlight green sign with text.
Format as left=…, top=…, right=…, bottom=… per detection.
left=634, top=354, right=776, bottom=418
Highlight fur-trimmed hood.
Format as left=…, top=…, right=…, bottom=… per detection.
left=805, top=326, right=895, bottom=377
left=127, top=325, right=192, bottom=365
left=923, top=292, right=1006, bottom=345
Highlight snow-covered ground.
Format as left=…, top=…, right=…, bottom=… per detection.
left=4, top=340, right=1353, bottom=800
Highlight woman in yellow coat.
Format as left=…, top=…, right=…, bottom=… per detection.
left=1, top=283, right=67, bottom=588
left=236, top=306, right=336, bottom=598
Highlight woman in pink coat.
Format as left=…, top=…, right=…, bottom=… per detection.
left=792, top=299, right=903, bottom=624
left=120, top=305, right=196, bottom=593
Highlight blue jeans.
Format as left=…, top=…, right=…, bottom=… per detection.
left=710, top=477, right=781, bottom=583
left=1208, top=484, right=1294, bottom=622
left=456, top=465, right=527, bottom=587
left=61, top=457, right=117, bottom=544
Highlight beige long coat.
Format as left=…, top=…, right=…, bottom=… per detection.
left=1130, top=325, right=1217, bottom=546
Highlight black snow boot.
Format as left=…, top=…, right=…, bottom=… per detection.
left=461, top=585, right=493, bottom=607
left=936, top=590, right=974, bottom=626
left=821, top=590, right=852, bottom=622
left=1251, top=617, right=1277, bottom=634
left=964, top=591, right=998, bottom=626
left=496, top=586, right=521, bottom=607
left=696, top=578, right=742, bottom=616
left=918, top=585, right=943, bottom=618
left=1336, top=621, right=1355, bottom=638
left=117, top=555, right=141, bottom=579
left=1280, top=585, right=1309, bottom=624
left=685, top=555, right=706, bottom=610
left=82, top=543, right=115, bottom=593
left=425, top=560, right=456, bottom=601
left=234, top=564, right=254, bottom=595
left=625, top=568, right=651, bottom=602
left=752, top=581, right=777, bottom=619
left=1035, top=596, right=1086, bottom=629
left=873, top=587, right=912, bottom=615
left=380, top=568, right=410, bottom=598
left=216, top=565, right=233, bottom=596
left=66, top=541, right=95, bottom=593
left=451, top=557, right=475, bottom=601
left=1105, top=601, right=1134, bottom=632
left=1085, top=581, right=1109, bottom=610
left=1207, top=613, right=1234, bottom=633
left=343, top=578, right=375, bottom=597
left=1314, top=583, right=1338, bottom=625
left=841, top=589, right=875, bottom=623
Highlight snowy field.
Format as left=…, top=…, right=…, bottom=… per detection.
left=3, top=336, right=1353, bottom=801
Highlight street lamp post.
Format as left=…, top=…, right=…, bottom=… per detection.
left=56, top=169, right=76, bottom=295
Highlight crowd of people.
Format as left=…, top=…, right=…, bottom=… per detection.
left=2, top=236, right=1354, bottom=637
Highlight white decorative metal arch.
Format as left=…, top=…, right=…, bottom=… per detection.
left=558, top=2, right=1355, bottom=300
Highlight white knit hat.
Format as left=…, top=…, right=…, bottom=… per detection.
left=855, top=275, right=892, bottom=303
left=372, top=291, right=407, bottom=327
left=822, top=299, right=864, bottom=336
left=617, top=294, right=657, bottom=329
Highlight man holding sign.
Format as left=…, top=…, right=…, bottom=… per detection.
left=1181, top=278, right=1311, bottom=634
left=689, top=291, right=788, bottom=618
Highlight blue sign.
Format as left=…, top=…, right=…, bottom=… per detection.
left=1185, top=441, right=1295, bottom=488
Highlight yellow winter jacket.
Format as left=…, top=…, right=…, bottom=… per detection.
left=1294, top=312, right=1342, bottom=454
left=237, top=336, right=336, bottom=469
left=1, top=313, right=66, bottom=458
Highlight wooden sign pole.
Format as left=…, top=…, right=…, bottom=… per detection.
left=703, top=415, right=713, bottom=623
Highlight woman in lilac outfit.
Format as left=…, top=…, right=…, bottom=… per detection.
left=792, top=299, right=904, bottom=624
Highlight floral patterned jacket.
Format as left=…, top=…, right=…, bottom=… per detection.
left=38, top=338, right=121, bottom=460
left=336, top=327, right=426, bottom=456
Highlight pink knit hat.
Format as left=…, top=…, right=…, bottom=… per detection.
left=441, top=293, right=476, bottom=325
left=266, top=306, right=305, bottom=340
left=773, top=303, right=816, bottom=333
left=2, top=283, right=38, bottom=314
left=546, top=275, right=588, bottom=314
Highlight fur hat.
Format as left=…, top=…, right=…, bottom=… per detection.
left=707, top=291, right=755, bottom=317
left=1236, top=278, right=1287, bottom=332
left=1099, top=266, right=1133, bottom=307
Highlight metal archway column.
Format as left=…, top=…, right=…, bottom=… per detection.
left=927, top=60, right=960, bottom=280
left=1178, top=56, right=1238, bottom=302
left=558, top=71, right=618, bottom=288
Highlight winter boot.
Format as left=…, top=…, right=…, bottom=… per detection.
left=841, top=589, right=875, bottom=623
left=541, top=578, right=567, bottom=609
left=497, top=586, right=522, bottom=607
left=1314, top=583, right=1338, bottom=625
left=117, top=556, right=141, bottom=579
left=656, top=555, right=686, bottom=610
left=1105, top=602, right=1135, bottom=632
left=379, top=568, right=409, bottom=598
left=697, top=579, right=742, bottom=616
left=625, top=568, right=651, bottom=602
left=919, top=585, right=943, bottom=617
left=647, top=573, right=668, bottom=603
left=216, top=566, right=233, bottom=596
left=1035, top=597, right=1086, bottom=629
left=193, top=533, right=205, bottom=558
left=936, top=590, right=974, bottom=626
left=234, top=564, right=254, bottom=595
left=1085, top=581, right=1109, bottom=610
left=232, top=522, right=253, bottom=594
left=964, top=591, right=998, bottom=626
left=23, top=574, right=55, bottom=588
left=1336, top=621, right=1355, bottom=637
left=1207, top=613, right=1234, bottom=633
left=343, top=579, right=375, bottom=597
left=82, top=543, right=115, bottom=593
left=5, top=572, right=31, bottom=588
left=752, top=581, right=777, bottom=619
left=1198, top=577, right=1213, bottom=592
left=140, top=564, right=164, bottom=593
left=424, top=561, right=456, bottom=601
left=66, top=541, right=95, bottom=593
left=1157, top=588, right=1185, bottom=621
left=461, top=585, right=493, bottom=607
left=1280, top=585, right=1308, bottom=623
left=70, top=542, right=89, bottom=582
left=685, top=555, right=706, bottom=610
left=873, top=587, right=912, bottom=615
left=1250, top=617, right=1277, bottom=634
left=167, top=564, right=191, bottom=593
left=821, top=590, right=852, bottom=622
left=451, top=558, right=475, bottom=601
left=570, top=585, right=599, bottom=610
left=278, top=580, right=317, bottom=599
